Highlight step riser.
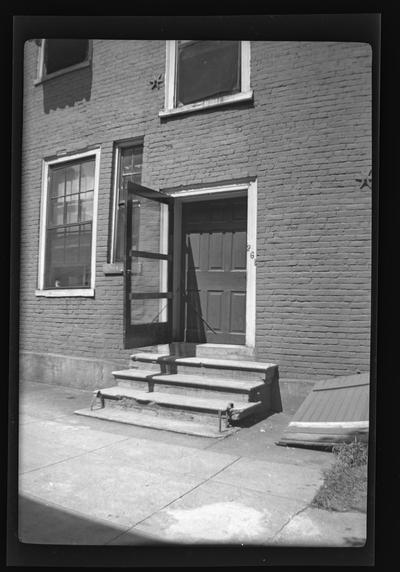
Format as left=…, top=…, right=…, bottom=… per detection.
left=130, top=360, right=276, bottom=383
left=155, top=344, right=256, bottom=360
left=193, top=347, right=255, bottom=360
left=116, top=378, right=254, bottom=403
left=104, top=397, right=241, bottom=426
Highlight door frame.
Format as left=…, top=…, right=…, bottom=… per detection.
left=162, top=181, right=257, bottom=349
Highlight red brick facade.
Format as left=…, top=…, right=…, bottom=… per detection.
left=19, top=40, right=372, bottom=388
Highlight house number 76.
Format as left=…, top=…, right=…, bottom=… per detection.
left=247, top=244, right=256, bottom=265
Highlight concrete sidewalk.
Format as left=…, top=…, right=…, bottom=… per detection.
left=17, top=381, right=367, bottom=546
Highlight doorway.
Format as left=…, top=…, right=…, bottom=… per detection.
left=123, top=181, right=257, bottom=350
left=182, top=196, right=247, bottom=345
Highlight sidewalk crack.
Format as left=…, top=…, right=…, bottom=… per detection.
left=271, top=503, right=310, bottom=541
left=104, top=455, right=243, bottom=545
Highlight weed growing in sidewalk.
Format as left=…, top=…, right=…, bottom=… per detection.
left=311, top=438, right=368, bottom=513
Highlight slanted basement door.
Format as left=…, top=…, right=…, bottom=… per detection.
left=124, top=182, right=173, bottom=348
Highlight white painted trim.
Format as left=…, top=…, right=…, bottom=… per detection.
left=162, top=40, right=252, bottom=116
left=35, top=289, right=95, bottom=298
left=289, top=421, right=369, bottom=430
left=35, top=39, right=92, bottom=85
left=168, top=183, right=249, bottom=199
left=36, top=39, right=46, bottom=83
left=170, top=181, right=257, bottom=349
left=159, top=91, right=254, bottom=118
left=37, top=159, right=49, bottom=291
left=110, top=147, right=121, bottom=263
left=164, top=40, right=177, bottom=110
left=246, top=180, right=257, bottom=348
left=241, top=40, right=251, bottom=93
left=36, top=148, right=101, bottom=296
left=91, top=148, right=101, bottom=292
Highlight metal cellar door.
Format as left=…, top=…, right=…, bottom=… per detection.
left=124, top=182, right=174, bottom=348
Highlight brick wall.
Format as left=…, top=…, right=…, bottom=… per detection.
left=20, top=39, right=372, bottom=383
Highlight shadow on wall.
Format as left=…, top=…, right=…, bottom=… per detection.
left=43, top=67, right=92, bottom=113
left=185, top=237, right=207, bottom=343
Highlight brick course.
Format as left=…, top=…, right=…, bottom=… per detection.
left=20, top=40, right=372, bottom=383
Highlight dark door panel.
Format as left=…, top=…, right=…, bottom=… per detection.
left=183, top=197, right=247, bottom=345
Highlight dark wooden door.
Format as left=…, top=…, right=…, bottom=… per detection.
left=183, top=197, right=247, bottom=345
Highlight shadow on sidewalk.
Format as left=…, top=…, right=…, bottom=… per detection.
left=18, top=494, right=169, bottom=546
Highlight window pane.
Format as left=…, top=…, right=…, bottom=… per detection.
left=45, top=228, right=65, bottom=288
left=79, top=223, right=92, bottom=265
left=115, top=205, right=126, bottom=262
left=121, top=148, right=133, bottom=174
left=50, top=168, right=65, bottom=198
left=49, top=197, right=64, bottom=226
left=130, top=258, right=167, bottom=293
left=80, top=160, right=95, bottom=193
left=65, top=227, right=80, bottom=265
left=121, top=147, right=143, bottom=176
left=79, top=191, right=93, bottom=222
left=65, top=164, right=80, bottom=196
left=65, top=194, right=79, bottom=224
left=131, top=298, right=168, bottom=325
left=133, top=195, right=160, bottom=252
left=177, top=41, right=240, bottom=106
left=45, top=39, right=89, bottom=75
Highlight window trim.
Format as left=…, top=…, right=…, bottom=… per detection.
left=160, top=40, right=252, bottom=117
left=34, top=39, right=93, bottom=85
left=110, top=140, right=144, bottom=264
left=35, top=148, right=101, bottom=298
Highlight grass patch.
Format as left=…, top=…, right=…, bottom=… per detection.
left=311, top=439, right=368, bottom=513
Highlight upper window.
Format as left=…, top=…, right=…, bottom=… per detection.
left=36, top=150, right=100, bottom=296
left=36, top=39, right=92, bottom=83
left=161, top=40, right=252, bottom=117
left=111, top=143, right=143, bottom=263
left=177, top=40, right=241, bottom=106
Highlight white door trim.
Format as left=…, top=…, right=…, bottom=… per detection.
left=246, top=180, right=257, bottom=348
left=166, top=181, right=257, bottom=349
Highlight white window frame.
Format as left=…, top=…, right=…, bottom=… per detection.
left=34, top=39, right=93, bottom=85
left=160, top=40, right=252, bottom=118
left=35, top=148, right=101, bottom=297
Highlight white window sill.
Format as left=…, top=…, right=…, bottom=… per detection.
left=34, top=60, right=91, bottom=85
left=159, top=90, right=254, bottom=118
left=35, top=288, right=95, bottom=298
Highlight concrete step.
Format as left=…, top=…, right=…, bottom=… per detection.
left=95, top=385, right=263, bottom=422
left=112, top=369, right=265, bottom=402
left=74, top=407, right=238, bottom=439
left=192, top=343, right=256, bottom=360
left=155, top=343, right=255, bottom=360
left=130, top=352, right=278, bottom=383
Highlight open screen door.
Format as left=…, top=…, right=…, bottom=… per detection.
left=124, top=182, right=173, bottom=348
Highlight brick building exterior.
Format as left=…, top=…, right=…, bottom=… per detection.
left=19, top=39, right=372, bottom=404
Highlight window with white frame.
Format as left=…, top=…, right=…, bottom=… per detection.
left=37, top=150, right=99, bottom=295
left=161, top=40, right=252, bottom=116
left=111, top=142, right=143, bottom=263
left=36, top=39, right=92, bottom=83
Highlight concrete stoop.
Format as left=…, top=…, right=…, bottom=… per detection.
left=75, top=350, right=281, bottom=438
